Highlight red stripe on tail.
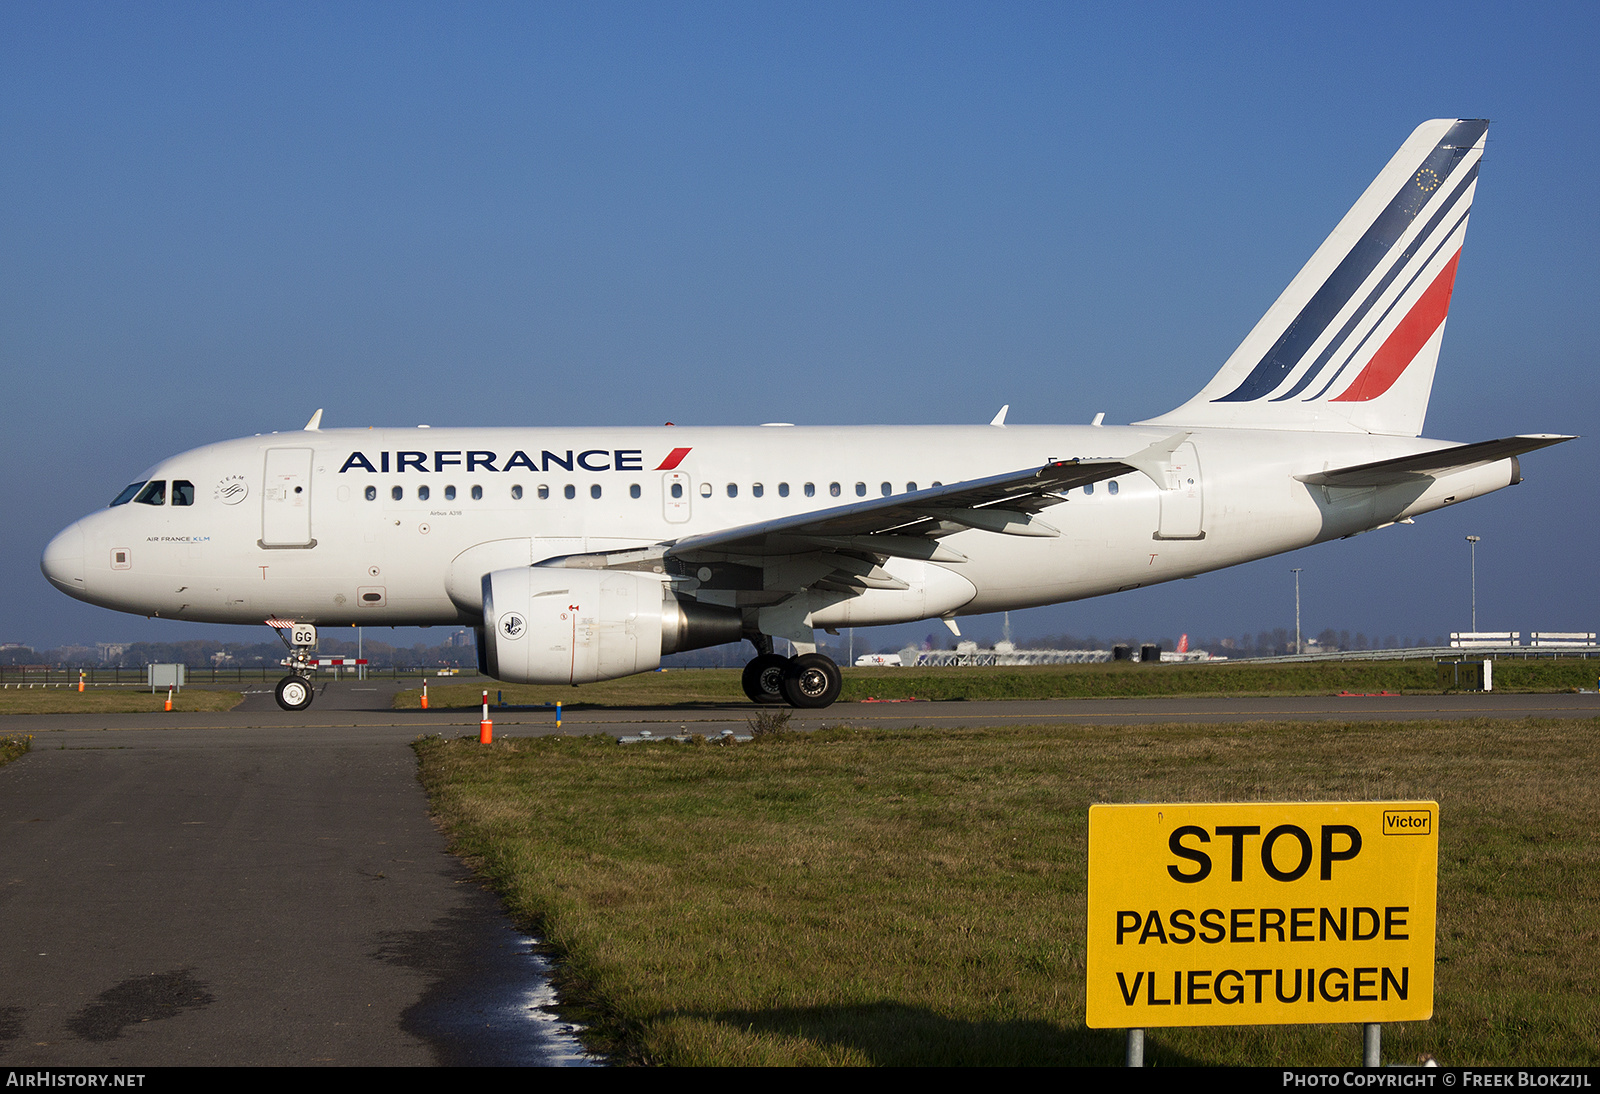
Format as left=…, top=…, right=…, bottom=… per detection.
left=1332, top=250, right=1461, bottom=403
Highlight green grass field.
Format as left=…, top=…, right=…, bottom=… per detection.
left=398, top=657, right=1600, bottom=710
left=0, top=688, right=243, bottom=715
left=416, top=716, right=1600, bottom=1066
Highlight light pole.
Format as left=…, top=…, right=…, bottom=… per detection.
left=1465, top=535, right=1481, bottom=632
left=1291, top=568, right=1302, bottom=655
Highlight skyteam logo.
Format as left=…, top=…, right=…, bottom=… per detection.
left=213, top=475, right=249, bottom=504
left=499, top=612, right=526, bottom=640
left=337, top=448, right=693, bottom=473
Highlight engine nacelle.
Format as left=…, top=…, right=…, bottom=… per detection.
left=480, top=567, right=741, bottom=685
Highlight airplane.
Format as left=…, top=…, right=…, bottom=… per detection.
left=41, top=119, right=1572, bottom=711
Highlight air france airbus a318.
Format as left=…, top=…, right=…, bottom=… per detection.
left=42, top=120, right=1571, bottom=710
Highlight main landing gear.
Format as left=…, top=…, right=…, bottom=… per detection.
left=740, top=651, right=843, bottom=709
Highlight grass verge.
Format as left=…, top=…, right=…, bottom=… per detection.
left=416, top=717, right=1600, bottom=1066
left=0, top=689, right=243, bottom=715
left=397, top=658, right=1600, bottom=709
left=0, top=733, right=30, bottom=767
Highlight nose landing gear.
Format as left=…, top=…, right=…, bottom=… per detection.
left=270, top=620, right=321, bottom=711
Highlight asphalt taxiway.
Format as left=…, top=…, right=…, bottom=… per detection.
left=0, top=680, right=595, bottom=1067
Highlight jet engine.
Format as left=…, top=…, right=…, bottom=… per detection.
left=479, top=567, right=742, bottom=685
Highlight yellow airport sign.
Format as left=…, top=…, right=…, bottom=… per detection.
left=1086, top=801, right=1437, bottom=1028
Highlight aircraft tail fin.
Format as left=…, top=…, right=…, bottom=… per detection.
left=1140, top=119, right=1489, bottom=437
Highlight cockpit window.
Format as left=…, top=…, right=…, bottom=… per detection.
left=171, top=480, right=195, bottom=506
left=110, top=482, right=146, bottom=507
left=133, top=481, right=167, bottom=506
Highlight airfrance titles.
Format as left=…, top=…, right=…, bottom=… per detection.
left=337, top=448, right=680, bottom=475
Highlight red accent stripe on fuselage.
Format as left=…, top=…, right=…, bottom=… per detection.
left=654, top=447, right=693, bottom=470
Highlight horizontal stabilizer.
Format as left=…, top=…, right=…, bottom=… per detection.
left=1295, top=434, right=1575, bottom=486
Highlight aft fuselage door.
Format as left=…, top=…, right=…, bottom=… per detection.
left=1155, top=440, right=1205, bottom=540
left=261, top=447, right=316, bottom=548
left=663, top=472, right=691, bottom=524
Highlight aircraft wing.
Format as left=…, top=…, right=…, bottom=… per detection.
left=1295, top=434, right=1575, bottom=487
left=662, top=430, right=1197, bottom=564
left=538, top=432, right=1194, bottom=596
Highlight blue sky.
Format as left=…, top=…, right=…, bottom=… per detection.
left=5, top=2, right=1596, bottom=652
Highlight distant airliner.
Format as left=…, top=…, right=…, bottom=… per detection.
left=42, top=120, right=1570, bottom=710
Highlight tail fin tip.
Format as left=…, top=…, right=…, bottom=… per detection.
left=1141, top=119, right=1490, bottom=436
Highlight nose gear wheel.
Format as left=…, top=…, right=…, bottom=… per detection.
left=275, top=675, right=315, bottom=711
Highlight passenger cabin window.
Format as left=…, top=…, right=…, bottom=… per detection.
left=1108, top=480, right=1119, bottom=495
left=778, top=483, right=789, bottom=497
left=444, top=485, right=456, bottom=501
left=417, top=485, right=430, bottom=501
left=1083, top=483, right=1094, bottom=495
left=471, top=485, right=483, bottom=500
left=538, top=485, right=549, bottom=500
left=671, top=483, right=683, bottom=499
left=110, top=482, right=146, bottom=507
left=564, top=485, right=576, bottom=500
left=880, top=482, right=891, bottom=497
left=804, top=483, right=815, bottom=497
left=590, top=485, right=602, bottom=499
left=630, top=484, right=641, bottom=499
left=392, top=486, right=403, bottom=501
left=727, top=483, right=738, bottom=498
left=753, top=483, right=764, bottom=498
left=365, top=486, right=377, bottom=501
left=699, top=482, right=713, bottom=498
left=511, top=484, right=523, bottom=500
left=829, top=483, right=840, bottom=497
left=855, top=482, right=866, bottom=497
left=134, top=481, right=166, bottom=506
left=906, top=482, right=917, bottom=492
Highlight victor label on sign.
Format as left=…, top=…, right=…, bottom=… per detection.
left=1086, top=802, right=1437, bottom=1028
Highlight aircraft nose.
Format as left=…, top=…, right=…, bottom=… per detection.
left=41, top=524, right=86, bottom=597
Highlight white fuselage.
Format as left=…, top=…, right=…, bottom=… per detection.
left=41, top=423, right=1516, bottom=633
